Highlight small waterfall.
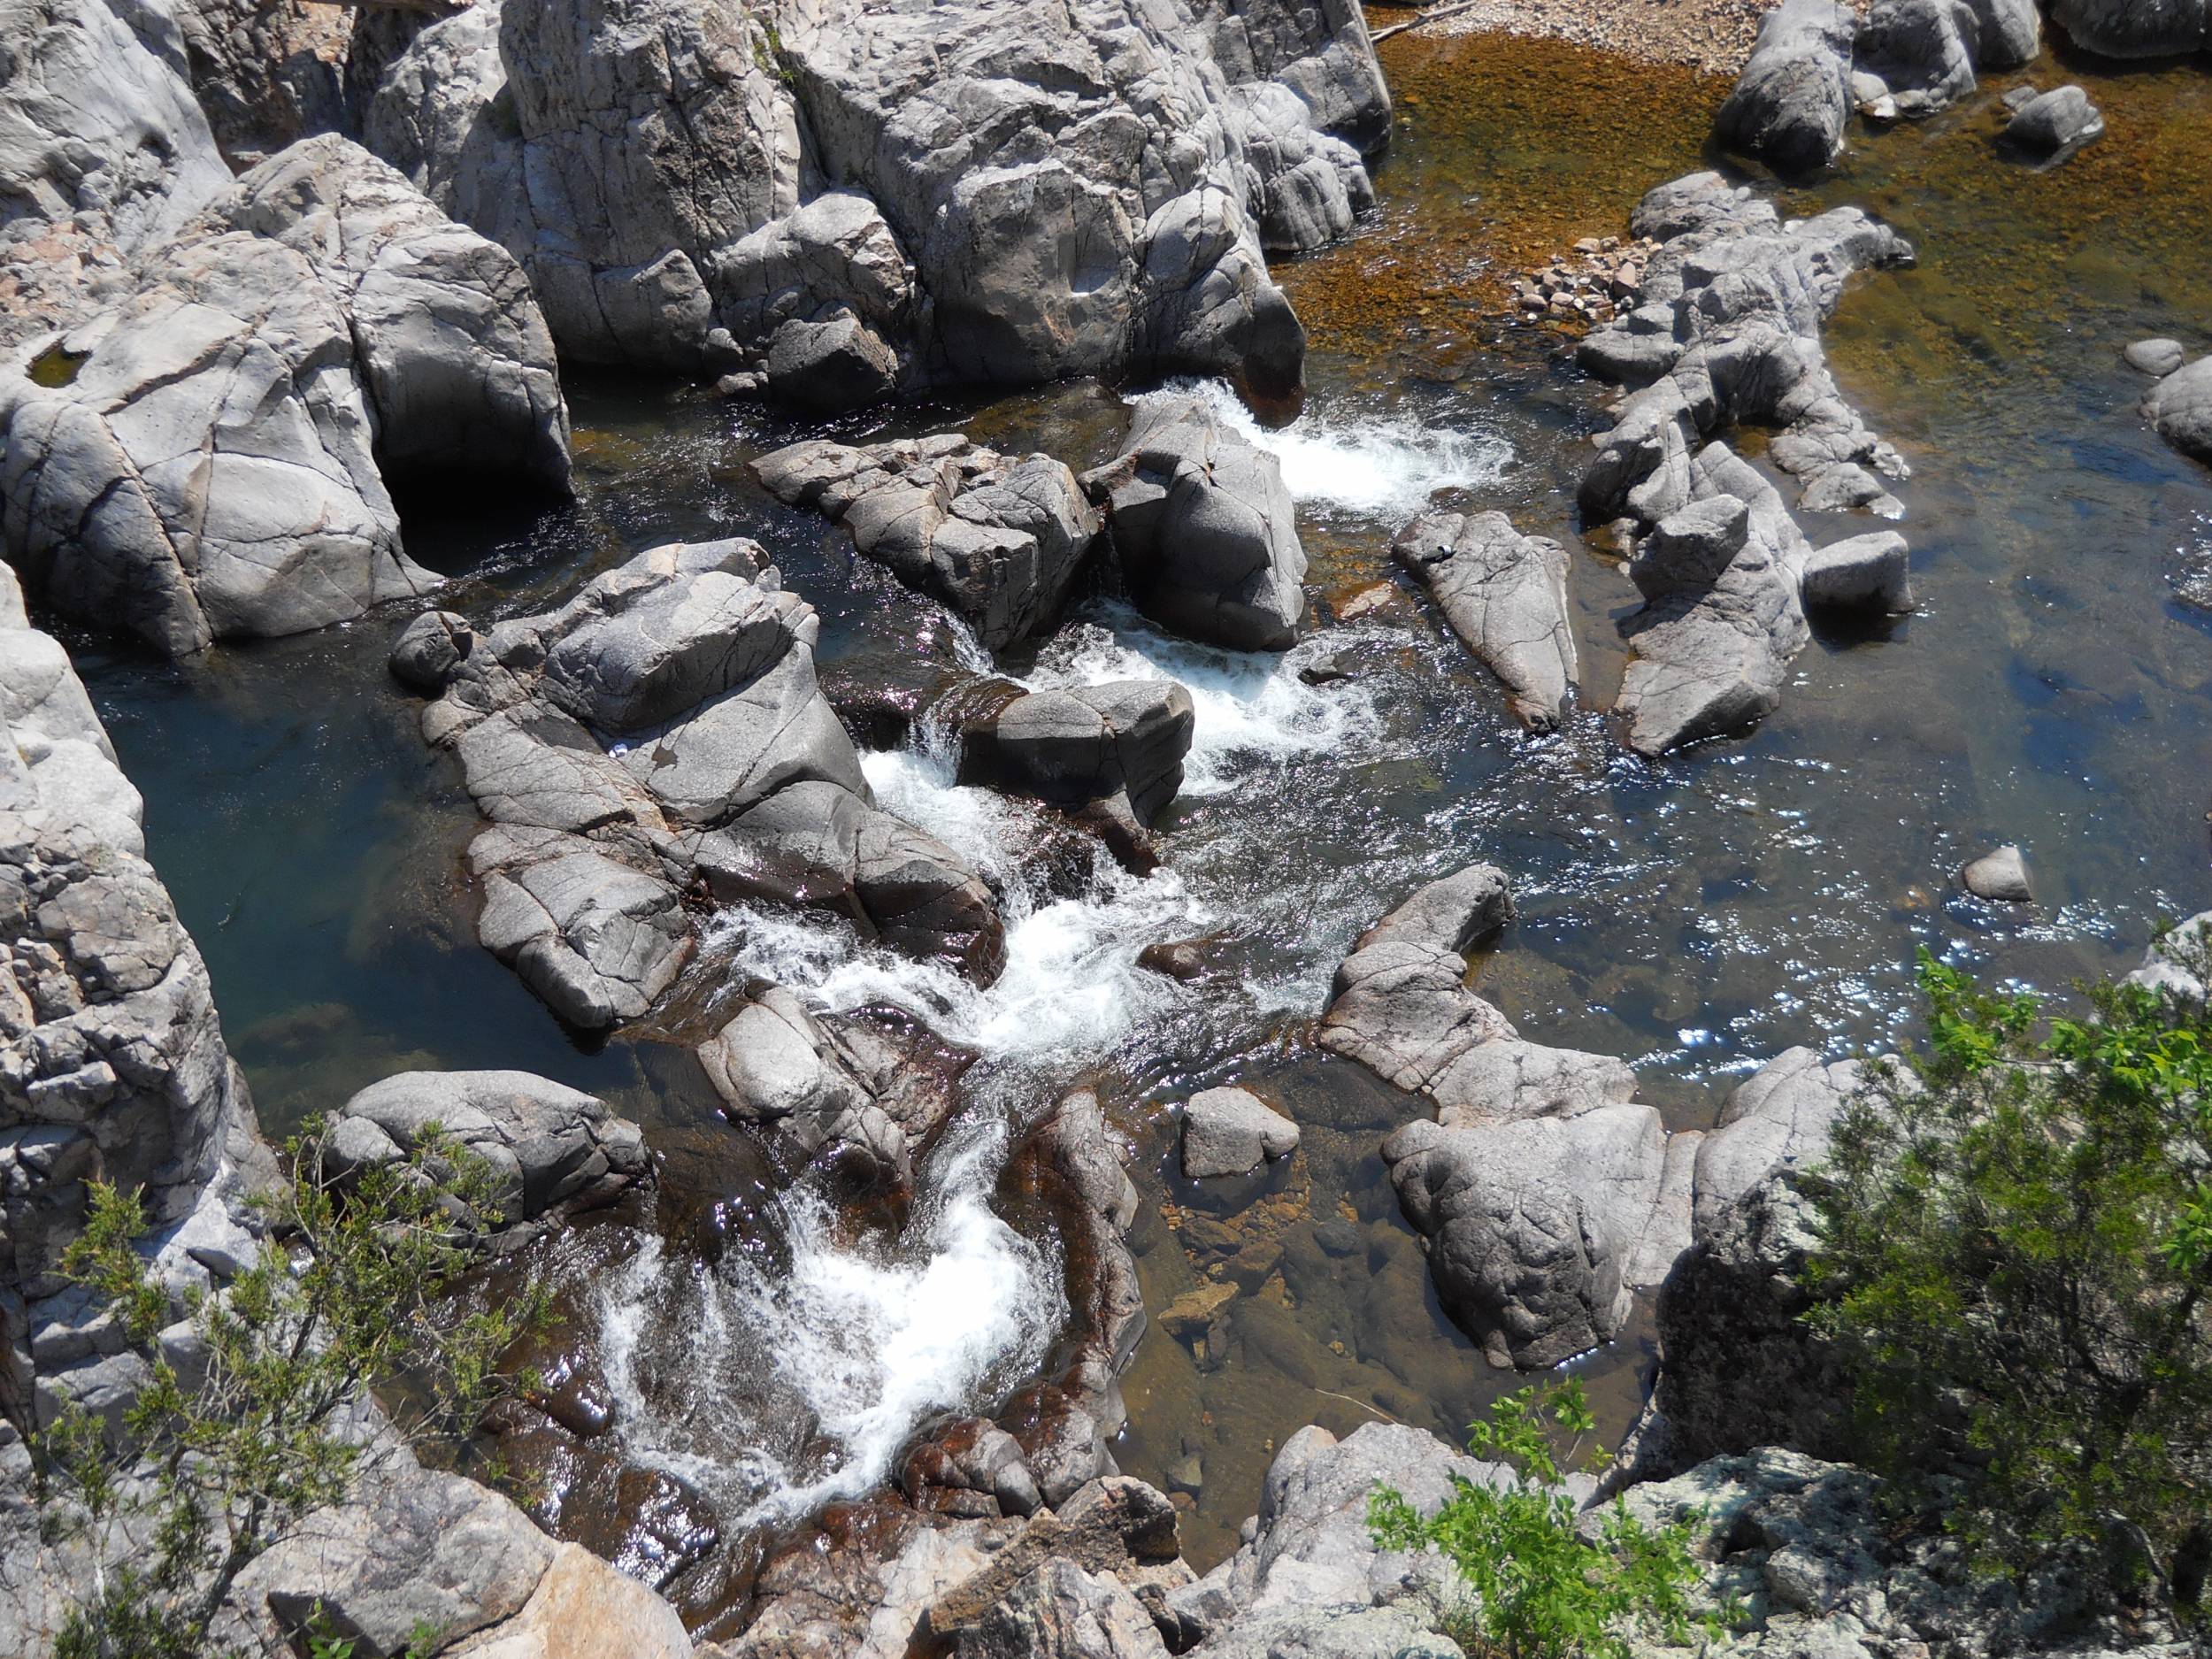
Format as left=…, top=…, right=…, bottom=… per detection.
left=598, top=1119, right=1066, bottom=1528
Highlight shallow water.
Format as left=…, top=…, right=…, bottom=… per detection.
left=70, top=25, right=2212, bottom=1606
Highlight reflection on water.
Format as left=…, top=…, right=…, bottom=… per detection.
left=66, top=20, right=2212, bottom=1602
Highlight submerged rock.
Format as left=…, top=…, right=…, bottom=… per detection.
left=752, top=434, right=1100, bottom=649
left=1179, top=1087, right=1299, bottom=1179
left=1960, top=843, right=2033, bottom=902
left=2125, top=338, right=2188, bottom=378
left=1391, top=511, right=1578, bottom=730
left=1082, top=394, right=1309, bottom=651
left=404, top=537, right=1002, bottom=1029
left=2000, top=85, right=2106, bottom=165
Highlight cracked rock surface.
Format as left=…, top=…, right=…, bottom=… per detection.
left=1392, top=510, right=1578, bottom=730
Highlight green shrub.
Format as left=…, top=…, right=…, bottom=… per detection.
left=1368, top=1381, right=1724, bottom=1659
left=1806, top=944, right=2212, bottom=1607
left=36, top=1118, right=552, bottom=1658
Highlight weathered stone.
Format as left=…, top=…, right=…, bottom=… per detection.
left=1083, top=395, right=1308, bottom=651
left=1960, top=844, right=2032, bottom=902
left=2048, top=0, right=2208, bottom=58
left=2146, top=355, right=2212, bottom=466
left=961, top=682, right=1194, bottom=828
left=1392, top=511, right=1578, bottom=729
left=1713, top=0, right=1856, bottom=175
left=2001, top=85, right=2105, bottom=165
left=2125, top=338, right=2187, bottom=378
left=390, top=611, right=477, bottom=695
left=1179, top=1087, right=1299, bottom=1179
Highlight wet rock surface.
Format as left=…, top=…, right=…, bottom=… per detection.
left=2001, top=84, right=2106, bottom=165
left=1083, top=395, right=1310, bottom=651
left=2144, top=352, right=2212, bottom=466
left=1179, top=1087, right=1300, bottom=1180
left=402, top=536, right=1002, bottom=1029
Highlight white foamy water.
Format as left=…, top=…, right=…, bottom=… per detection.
left=599, top=1122, right=1066, bottom=1526
left=1018, top=604, right=1383, bottom=795
left=1141, top=378, right=1512, bottom=521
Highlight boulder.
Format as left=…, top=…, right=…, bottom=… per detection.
left=2145, top=355, right=2212, bottom=465
left=960, top=682, right=1194, bottom=831
left=2126, top=910, right=2211, bottom=1004
left=168, top=0, right=350, bottom=162
left=1179, top=1087, right=1300, bottom=1179
left=1712, top=0, right=1857, bottom=176
left=2047, top=0, right=2209, bottom=57
left=0, top=0, right=229, bottom=349
left=697, top=989, right=964, bottom=1187
left=753, top=435, right=1101, bottom=649
left=411, top=538, right=1003, bottom=1028
left=1855, top=0, right=1982, bottom=118
left=2000, top=86, right=2106, bottom=165
left=363, top=0, right=1387, bottom=397
left=0, top=231, right=436, bottom=656
left=326, top=1071, right=650, bottom=1244
left=1796, top=531, right=1912, bottom=612
left=1391, top=511, right=1578, bottom=729
left=1960, top=843, right=2032, bottom=902
left=956, top=1558, right=1168, bottom=1659
left=1083, top=395, right=1309, bottom=651
left=210, top=134, right=572, bottom=492
left=391, top=611, right=478, bottom=694
left=2125, top=338, right=2188, bottom=378
left=1190, top=1604, right=1465, bottom=1658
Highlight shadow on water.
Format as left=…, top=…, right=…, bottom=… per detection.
left=66, top=23, right=2212, bottom=1599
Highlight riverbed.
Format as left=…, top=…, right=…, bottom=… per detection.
left=68, top=24, right=2212, bottom=1624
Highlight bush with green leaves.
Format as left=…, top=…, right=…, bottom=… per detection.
left=1368, top=1380, right=1724, bottom=1659
left=35, top=1118, right=553, bottom=1659
left=1805, top=944, right=2212, bottom=1609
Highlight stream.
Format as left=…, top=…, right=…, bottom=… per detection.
left=65, top=25, right=2212, bottom=1627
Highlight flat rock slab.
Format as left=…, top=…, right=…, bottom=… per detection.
left=1392, top=510, right=1577, bottom=729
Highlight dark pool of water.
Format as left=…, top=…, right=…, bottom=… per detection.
left=69, top=27, right=2212, bottom=1590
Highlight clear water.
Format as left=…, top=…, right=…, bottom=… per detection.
left=67, top=26, right=2212, bottom=1612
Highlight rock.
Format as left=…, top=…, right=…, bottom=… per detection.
left=414, top=538, right=1003, bottom=1028
left=364, top=0, right=1386, bottom=398
left=926, top=1477, right=1180, bottom=1640
left=1192, top=1604, right=1466, bottom=1658
left=764, top=311, right=902, bottom=414
left=390, top=611, right=477, bottom=694
left=0, top=0, right=229, bottom=349
left=1645, top=1173, right=1853, bottom=1478
left=2124, top=338, right=2188, bottom=378
left=1382, top=1102, right=1676, bottom=1367
left=906, top=1420, right=1046, bottom=1520
left=1796, top=531, right=1912, bottom=613
left=2126, top=910, right=2211, bottom=1004
left=1693, top=1048, right=1859, bottom=1232
left=1391, top=511, right=1578, bottom=729
left=727, top=1502, right=1012, bottom=1659
left=326, top=1070, right=650, bottom=1244
left=1960, top=843, right=2032, bottom=902
left=2000, top=85, right=2106, bottom=165
left=2145, top=355, right=2212, bottom=465
left=752, top=435, right=1101, bottom=649
left=210, top=134, right=572, bottom=492
left=697, top=989, right=963, bottom=1188
left=1855, top=0, right=1978, bottom=118
left=1616, top=475, right=1809, bottom=757
left=1179, top=1087, right=1300, bottom=1179
left=961, top=682, right=1195, bottom=828
left=0, top=230, right=437, bottom=656
left=956, top=1558, right=1168, bottom=1659
left=168, top=0, right=350, bottom=162
left=2048, top=0, right=2209, bottom=58
left=1083, top=395, right=1309, bottom=651
left=1712, top=0, right=1857, bottom=176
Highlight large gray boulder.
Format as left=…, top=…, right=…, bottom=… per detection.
left=2000, top=85, right=2106, bottom=165
left=0, top=0, right=229, bottom=348
left=1180, top=1087, right=1299, bottom=1179
left=752, top=435, right=1101, bottom=649
left=1712, top=0, right=1856, bottom=175
left=1083, top=395, right=1309, bottom=650
left=1391, top=511, right=1578, bottom=730
left=0, top=228, right=435, bottom=657
left=960, top=681, right=1195, bottom=836
left=169, top=0, right=351, bottom=162
left=2048, top=0, right=2209, bottom=56
left=2127, top=910, right=2211, bottom=1003
left=211, top=135, right=572, bottom=493
left=364, top=0, right=1387, bottom=399
left=2145, top=354, right=2212, bottom=465
left=407, top=538, right=1002, bottom=1028
left=326, top=1070, right=650, bottom=1245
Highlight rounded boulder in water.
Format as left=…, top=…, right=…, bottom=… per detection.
left=1960, top=844, right=2033, bottom=903
left=2124, top=338, right=2187, bottom=378
left=1180, top=1086, right=1300, bottom=1179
